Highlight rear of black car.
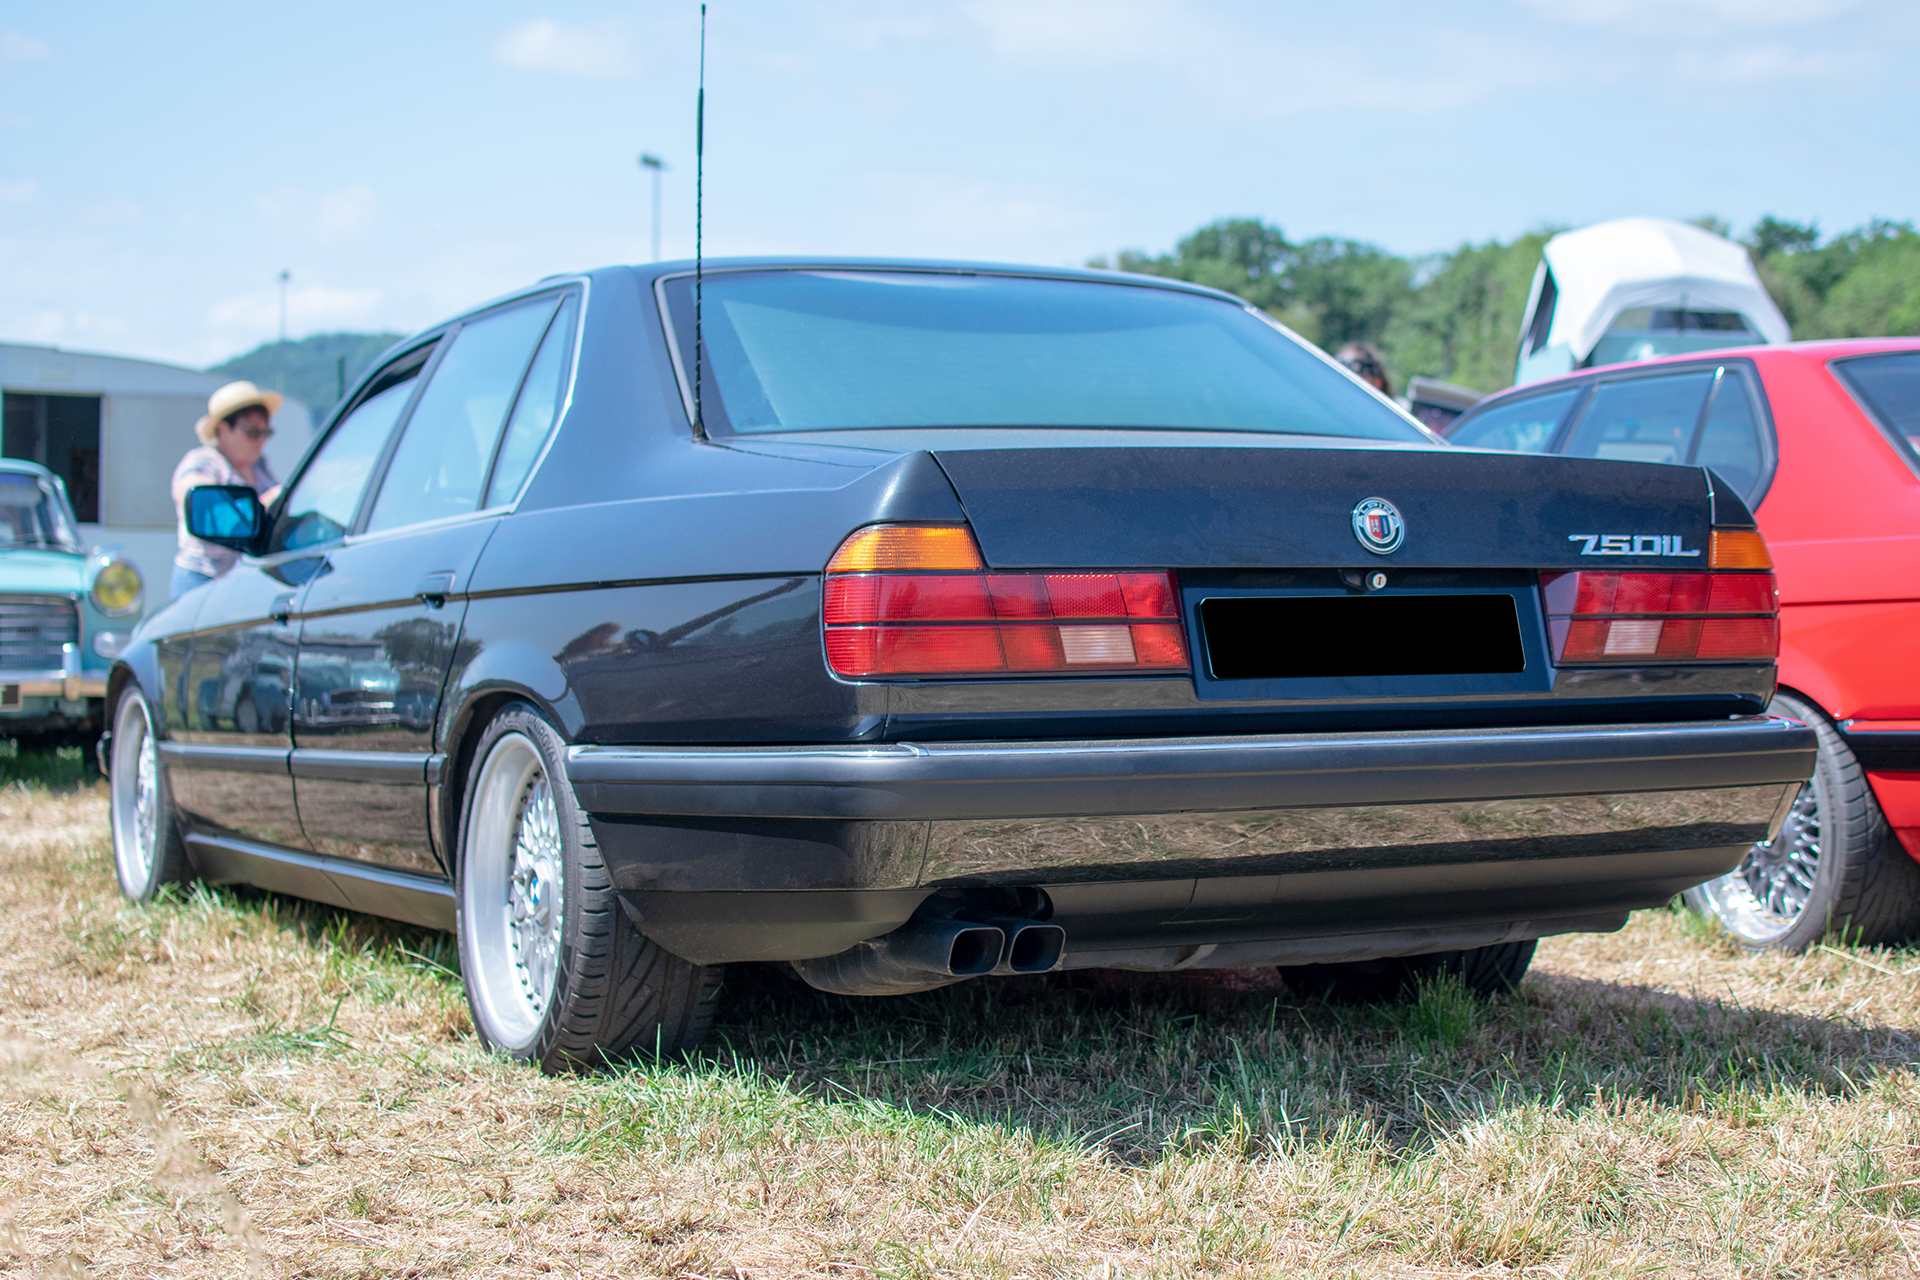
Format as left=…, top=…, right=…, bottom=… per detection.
left=565, top=264, right=1813, bottom=996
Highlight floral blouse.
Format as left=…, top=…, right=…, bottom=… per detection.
left=171, top=445, right=278, bottom=578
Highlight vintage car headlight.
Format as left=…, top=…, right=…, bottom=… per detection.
left=90, top=558, right=144, bottom=616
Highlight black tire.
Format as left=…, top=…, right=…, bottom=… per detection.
left=454, top=702, right=723, bottom=1072
left=1280, top=940, right=1536, bottom=1003
left=107, top=686, right=191, bottom=900
left=1683, top=689, right=1920, bottom=951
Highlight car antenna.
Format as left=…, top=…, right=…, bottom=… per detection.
left=691, top=2, right=709, bottom=442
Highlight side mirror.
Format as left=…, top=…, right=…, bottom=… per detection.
left=186, top=485, right=266, bottom=552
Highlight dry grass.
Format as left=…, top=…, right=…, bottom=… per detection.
left=2, top=761, right=1919, bottom=1277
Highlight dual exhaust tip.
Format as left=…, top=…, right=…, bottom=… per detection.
left=792, top=911, right=1065, bottom=997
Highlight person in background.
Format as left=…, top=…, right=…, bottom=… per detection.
left=1336, top=341, right=1392, bottom=398
left=171, top=381, right=283, bottom=598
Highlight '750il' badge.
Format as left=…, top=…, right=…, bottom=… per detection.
left=1351, top=497, right=1405, bottom=555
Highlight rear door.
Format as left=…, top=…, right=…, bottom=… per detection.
left=292, top=292, right=573, bottom=874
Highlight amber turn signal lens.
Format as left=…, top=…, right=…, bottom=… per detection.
left=1709, top=529, right=1772, bottom=570
left=826, top=524, right=985, bottom=573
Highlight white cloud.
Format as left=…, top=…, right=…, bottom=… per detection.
left=494, top=18, right=636, bottom=78
left=1671, top=43, right=1876, bottom=82
left=1, top=31, right=50, bottom=63
left=962, top=0, right=1189, bottom=62
left=0, top=112, right=35, bottom=133
left=1520, top=0, right=1864, bottom=25
left=0, top=179, right=39, bottom=205
left=255, top=184, right=379, bottom=242
left=208, top=284, right=383, bottom=340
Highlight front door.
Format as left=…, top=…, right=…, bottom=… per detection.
left=166, top=558, right=317, bottom=848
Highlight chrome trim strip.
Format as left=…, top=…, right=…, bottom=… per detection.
left=289, top=749, right=430, bottom=784
left=157, top=743, right=290, bottom=774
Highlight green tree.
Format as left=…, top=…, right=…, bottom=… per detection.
left=1383, top=232, right=1553, bottom=394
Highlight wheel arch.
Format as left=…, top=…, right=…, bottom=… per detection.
left=433, top=641, right=581, bottom=876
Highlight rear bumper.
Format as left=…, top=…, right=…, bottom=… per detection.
left=570, top=717, right=1815, bottom=965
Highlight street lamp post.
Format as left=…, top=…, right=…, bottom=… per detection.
left=638, top=154, right=665, bottom=262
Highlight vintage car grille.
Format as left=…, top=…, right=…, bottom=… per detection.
left=0, top=595, right=79, bottom=671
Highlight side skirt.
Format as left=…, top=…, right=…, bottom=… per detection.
left=184, top=833, right=456, bottom=931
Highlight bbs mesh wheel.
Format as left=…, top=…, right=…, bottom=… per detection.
left=1685, top=690, right=1920, bottom=951
left=455, top=702, right=724, bottom=1072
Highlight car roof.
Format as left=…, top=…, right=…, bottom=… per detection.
left=618, top=256, right=1246, bottom=302
left=1469, top=335, right=1920, bottom=412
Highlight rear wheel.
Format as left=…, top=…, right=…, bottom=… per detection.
left=1280, top=940, right=1536, bottom=1003
left=1684, top=690, right=1920, bottom=951
left=455, top=703, right=723, bottom=1072
left=107, top=687, right=189, bottom=900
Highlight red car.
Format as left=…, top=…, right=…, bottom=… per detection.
left=1445, top=338, right=1920, bottom=951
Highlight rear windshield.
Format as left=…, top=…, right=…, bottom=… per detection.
left=661, top=270, right=1426, bottom=441
left=1833, top=352, right=1920, bottom=476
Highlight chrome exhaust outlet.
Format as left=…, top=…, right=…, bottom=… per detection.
left=791, top=918, right=1005, bottom=996
left=976, top=916, right=1066, bottom=974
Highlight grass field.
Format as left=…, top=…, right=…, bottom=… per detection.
left=3, top=762, right=1919, bottom=1277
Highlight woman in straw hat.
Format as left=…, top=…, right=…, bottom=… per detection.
left=170, top=381, right=284, bottom=598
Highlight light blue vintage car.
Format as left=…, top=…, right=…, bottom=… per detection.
left=0, top=459, right=143, bottom=750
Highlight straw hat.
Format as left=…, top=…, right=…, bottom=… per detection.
left=194, top=381, right=283, bottom=444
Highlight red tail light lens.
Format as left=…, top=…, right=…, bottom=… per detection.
left=822, top=525, right=1188, bottom=678
left=1542, top=568, right=1778, bottom=664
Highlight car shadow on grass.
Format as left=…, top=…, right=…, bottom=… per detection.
left=694, top=955, right=1920, bottom=1159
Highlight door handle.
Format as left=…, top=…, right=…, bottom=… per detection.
left=414, top=571, right=456, bottom=608
left=269, top=593, right=296, bottom=624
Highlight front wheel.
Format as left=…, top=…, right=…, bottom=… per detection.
left=1280, top=940, right=1536, bottom=1003
left=455, top=703, right=723, bottom=1072
left=1684, top=690, right=1920, bottom=951
left=108, top=687, right=189, bottom=900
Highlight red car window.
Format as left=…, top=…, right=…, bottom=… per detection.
left=1563, top=370, right=1715, bottom=465
left=1833, top=352, right=1920, bottom=477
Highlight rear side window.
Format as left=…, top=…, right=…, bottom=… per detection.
left=365, top=297, right=559, bottom=533
left=1562, top=370, right=1716, bottom=465
left=1692, top=367, right=1766, bottom=499
left=484, top=294, right=578, bottom=507
left=1834, top=352, right=1920, bottom=476
left=1447, top=387, right=1581, bottom=453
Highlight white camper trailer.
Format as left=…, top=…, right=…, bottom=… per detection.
left=1513, top=217, right=1790, bottom=386
left=0, top=343, right=312, bottom=603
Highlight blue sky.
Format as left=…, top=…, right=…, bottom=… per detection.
left=2, top=0, right=1916, bottom=368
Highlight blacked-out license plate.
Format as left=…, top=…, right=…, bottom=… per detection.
left=1200, top=594, right=1525, bottom=680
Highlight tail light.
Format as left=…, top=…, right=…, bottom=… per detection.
left=1542, top=528, right=1777, bottom=664
left=823, top=524, right=1188, bottom=678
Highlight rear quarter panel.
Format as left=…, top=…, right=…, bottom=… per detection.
left=1756, top=352, right=1920, bottom=721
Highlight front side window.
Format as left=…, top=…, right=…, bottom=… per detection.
left=365, top=298, right=559, bottom=533
left=1833, top=351, right=1920, bottom=477
left=662, top=270, right=1427, bottom=442
left=1562, top=369, right=1716, bottom=465
left=0, top=470, right=80, bottom=550
left=1447, top=386, right=1582, bottom=453
left=275, top=370, right=422, bottom=553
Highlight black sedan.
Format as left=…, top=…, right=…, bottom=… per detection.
left=104, top=261, right=1814, bottom=1071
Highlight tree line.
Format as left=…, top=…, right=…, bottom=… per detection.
left=1091, top=215, right=1920, bottom=395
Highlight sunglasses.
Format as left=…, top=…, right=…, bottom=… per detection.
left=224, top=419, right=274, bottom=441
